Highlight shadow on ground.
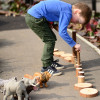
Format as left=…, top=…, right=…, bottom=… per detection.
left=0, top=15, right=28, bottom=31
left=0, top=58, right=13, bottom=74
left=30, top=92, right=76, bottom=100
left=0, top=39, right=15, bottom=48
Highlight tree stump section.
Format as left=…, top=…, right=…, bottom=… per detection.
left=53, top=51, right=65, bottom=57
left=64, top=56, right=73, bottom=62
left=60, top=53, right=73, bottom=58
left=74, top=83, right=93, bottom=90
left=75, top=64, right=82, bottom=68
left=78, top=76, right=85, bottom=83
left=80, top=88, right=99, bottom=98
left=78, top=71, right=84, bottom=76
left=76, top=68, right=82, bottom=77
left=54, top=48, right=59, bottom=52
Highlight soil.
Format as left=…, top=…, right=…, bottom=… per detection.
left=0, top=15, right=28, bottom=31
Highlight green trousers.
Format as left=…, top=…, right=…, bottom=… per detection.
left=25, top=13, right=57, bottom=67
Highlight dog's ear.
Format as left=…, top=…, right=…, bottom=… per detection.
left=34, top=76, right=40, bottom=80
left=35, top=76, right=40, bottom=83
left=21, top=77, right=26, bottom=81
left=34, top=72, right=42, bottom=80
left=32, top=76, right=40, bottom=86
left=14, top=77, right=17, bottom=81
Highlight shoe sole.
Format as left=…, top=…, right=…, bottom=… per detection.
left=53, top=71, right=62, bottom=76
left=56, top=66, right=65, bottom=70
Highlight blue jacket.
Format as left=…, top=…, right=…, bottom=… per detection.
left=27, top=0, right=76, bottom=47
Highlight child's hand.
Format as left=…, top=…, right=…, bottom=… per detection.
left=74, top=44, right=81, bottom=52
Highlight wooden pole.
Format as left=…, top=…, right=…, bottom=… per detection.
left=78, top=71, right=84, bottom=76
left=72, top=30, right=77, bottom=66
left=92, top=0, right=96, bottom=12
left=77, top=51, right=80, bottom=65
left=76, top=68, right=82, bottom=77
left=72, top=30, right=77, bottom=57
left=75, top=51, right=82, bottom=68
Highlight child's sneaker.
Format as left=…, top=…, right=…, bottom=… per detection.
left=41, top=66, right=62, bottom=76
left=51, top=59, right=64, bottom=70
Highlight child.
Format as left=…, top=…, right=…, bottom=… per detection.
left=25, top=0, right=92, bottom=76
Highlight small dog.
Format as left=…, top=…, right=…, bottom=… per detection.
left=3, top=76, right=40, bottom=100
left=24, top=70, right=53, bottom=88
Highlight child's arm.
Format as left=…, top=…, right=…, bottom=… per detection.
left=59, top=12, right=76, bottom=47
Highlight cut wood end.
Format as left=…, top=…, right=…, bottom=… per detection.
left=54, top=48, right=59, bottom=52
left=60, top=53, right=73, bottom=59
left=53, top=51, right=65, bottom=57
left=78, top=76, right=85, bottom=83
left=80, top=88, right=99, bottom=98
left=76, top=68, right=82, bottom=70
left=78, top=76, right=85, bottom=78
left=75, top=64, right=82, bottom=68
left=78, top=71, right=84, bottom=76
left=64, top=56, right=72, bottom=62
left=74, top=83, right=93, bottom=90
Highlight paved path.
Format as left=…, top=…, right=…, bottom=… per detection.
left=0, top=28, right=100, bottom=100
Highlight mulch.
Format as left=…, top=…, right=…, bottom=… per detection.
left=0, top=15, right=28, bottom=31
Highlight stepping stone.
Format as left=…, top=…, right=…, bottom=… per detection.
left=74, top=83, right=93, bottom=90
left=64, top=56, right=72, bottom=62
left=60, top=53, right=73, bottom=58
left=80, top=88, right=99, bottom=98
left=54, top=48, right=59, bottom=52
left=53, top=51, right=65, bottom=57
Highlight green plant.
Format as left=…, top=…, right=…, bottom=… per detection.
left=9, top=0, right=29, bottom=14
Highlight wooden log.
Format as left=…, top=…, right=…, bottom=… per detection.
left=74, top=83, right=93, bottom=90
left=77, top=51, right=80, bottom=65
left=64, top=56, right=72, bottom=62
left=53, top=52, right=60, bottom=56
left=71, top=56, right=75, bottom=64
left=75, top=51, right=82, bottom=68
left=53, top=51, right=65, bottom=57
left=60, top=53, right=73, bottom=58
left=78, top=76, right=85, bottom=83
left=76, top=68, right=82, bottom=77
left=80, top=88, right=99, bottom=98
left=54, top=48, right=59, bottom=52
left=72, top=30, right=77, bottom=57
left=78, top=71, right=84, bottom=76
left=73, top=57, right=77, bottom=67
left=75, top=64, right=82, bottom=68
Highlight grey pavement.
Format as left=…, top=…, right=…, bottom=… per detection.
left=0, top=28, right=100, bottom=100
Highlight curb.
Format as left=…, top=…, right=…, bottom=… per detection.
left=67, top=29, right=100, bottom=55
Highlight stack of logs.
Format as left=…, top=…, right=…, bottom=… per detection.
left=53, top=30, right=99, bottom=98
